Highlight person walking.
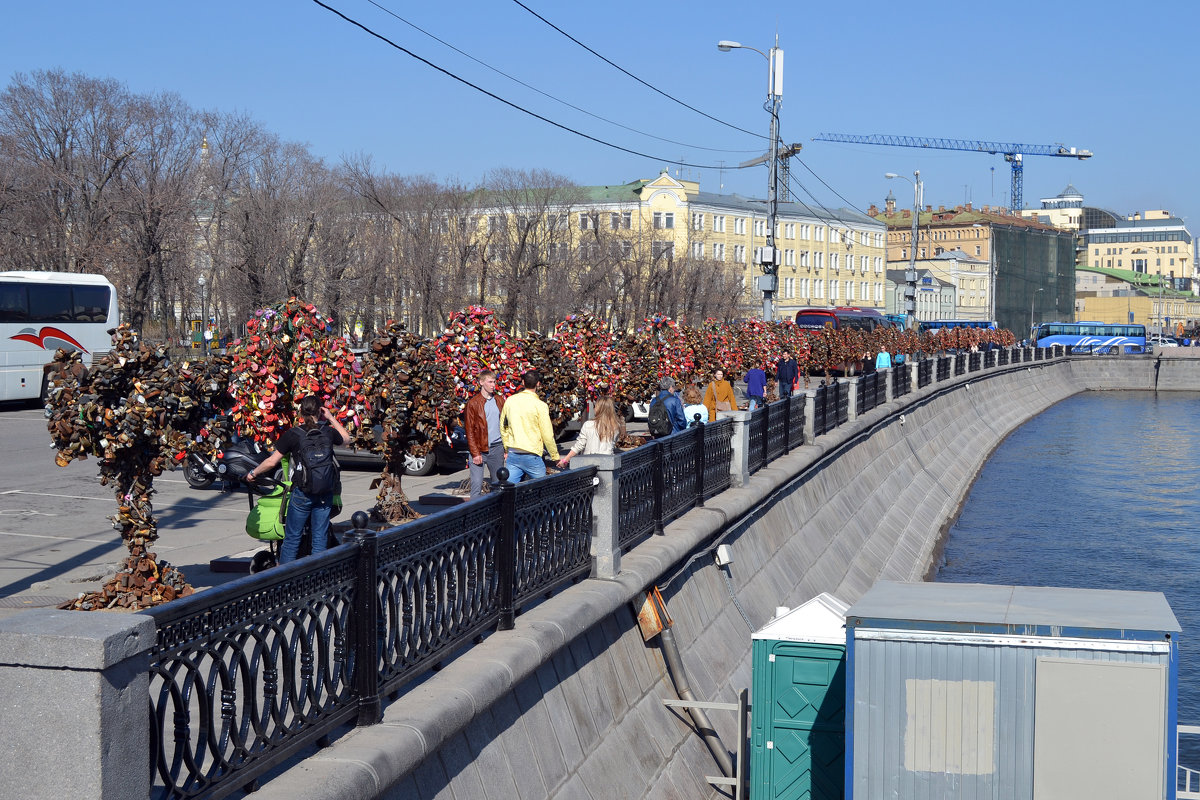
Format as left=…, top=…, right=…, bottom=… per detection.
left=247, top=395, right=350, bottom=564
left=648, top=376, right=688, bottom=436
left=557, top=396, right=620, bottom=467
left=702, top=368, right=738, bottom=422
left=776, top=350, right=799, bottom=397
left=681, top=384, right=708, bottom=427
left=499, top=370, right=560, bottom=482
left=743, top=364, right=767, bottom=411
left=465, top=370, right=505, bottom=499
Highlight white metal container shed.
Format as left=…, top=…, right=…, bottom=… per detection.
left=845, top=581, right=1179, bottom=800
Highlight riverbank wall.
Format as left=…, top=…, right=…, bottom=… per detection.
left=247, top=354, right=1200, bottom=800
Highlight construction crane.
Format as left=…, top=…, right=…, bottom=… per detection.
left=811, top=133, right=1093, bottom=212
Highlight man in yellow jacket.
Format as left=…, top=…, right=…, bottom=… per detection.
left=499, top=371, right=561, bottom=482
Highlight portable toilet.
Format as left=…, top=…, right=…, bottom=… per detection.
left=750, top=592, right=849, bottom=800
left=845, top=581, right=1179, bottom=800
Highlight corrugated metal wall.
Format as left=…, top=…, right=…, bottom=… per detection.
left=850, top=637, right=1169, bottom=799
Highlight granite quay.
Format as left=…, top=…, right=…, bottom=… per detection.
left=3, top=348, right=1199, bottom=800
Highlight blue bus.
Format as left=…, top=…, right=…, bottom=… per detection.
left=918, top=319, right=998, bottom=333
left=1033, top=321, right=1146, bottom=354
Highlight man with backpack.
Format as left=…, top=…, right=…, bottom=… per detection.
left=647, top=377, right=687, bottom=437
left=247, top=395, right=350, bottom=563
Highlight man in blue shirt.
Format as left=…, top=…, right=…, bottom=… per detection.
left=776, top=351, right=799, bottom=397
left=744, top=365, right=767, bottom=410
left=649, top=376, right=688, bottom=434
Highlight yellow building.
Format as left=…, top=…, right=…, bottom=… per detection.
left=568, top=171, right=889, bottom=318
left=1075, top=265, right=1200, bottom=334
left=1080, top=212, right=1195, bottom=293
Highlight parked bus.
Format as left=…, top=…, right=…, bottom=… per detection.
left=1033, top=321, right=1146, bottom=354
left=794, top=306, right=890, bottom=332
left=0, top=271, right=120, bottom=401
left=918, top=319, right=998, bottom=333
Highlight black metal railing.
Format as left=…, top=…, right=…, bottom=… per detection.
left=969, top=352, right=981, bottom=372
left=147, top=466, right=596, bottom=800
left=935, top=357, right=950, bottom=382
left=702, top=419, right=733, bottom=500
left=747, top=406, right=767, bottom=474
left=918, top=358, right=933, bottom=388
left=893, top=362, right=911, bottom=398
left=764, top=398, right=789, bottom=463
left=787, top=392, right=806, bottom=447
left=616, top=441, right=657, bottom=546
left=857, top=371, right=884, bottom=416
left=954, top=353, right=967, bottom=375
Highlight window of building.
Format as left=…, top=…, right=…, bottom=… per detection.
left=753, top=219, right=766, bottom=237
left=713, top=242, right=725, bottom=261
left=547, top=213, right=567, bottom=230
left=652, top=240, right=674, bottom=259
left=734, top=244, right=746, bottom=262
left=975, top=246, right=981, bottom=256
left=579, top=212, right=597, bottom=230
left=847, top=281, right=855, bottom=301
left=549, top=242, right=569, bottom=262
left=800, top=250, right=810, bottom=267
left=692, top=241, right=704, bottom=259
left=815, top=226, right=825, bottom=242
left=815, top=251, right=824, bottom=269
left=784, top=223, right=795, bottom=239
left=488, top=215, right=506, bottom=233
left=735, top=217, right=746, bottom=235
left=609, top=240, right=632, bottom=258
left=784, top=277, right=795, bottom=298
left=831, top=280, right=840, bottom=300
left=861, top=281, right=869, bottom=301
left=800, top=224, right=811, bottom=240
left=692, top=212, right=704, bottom=231
left=611, top=211, right=632, bottom=230
left=875, top=257, right=882, bottom=273
left=815, top=279, right=824, bottom=298
left=831, top=253, right=839, bottom=270
left=713, top=215, right=726, bottom=233
left=785, top=248, right=795, bottom=266
left=579, top=242, right=601, bottom=260
left=653, top=212, right=674, bottom=230
left=800, top=278, right=809, bottom=297
left=875, top=282, right=884, bottom=302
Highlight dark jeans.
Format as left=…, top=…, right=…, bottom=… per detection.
left=280, top=489, right=333, bottom=563
left=469, top=441, right=505, bottom=498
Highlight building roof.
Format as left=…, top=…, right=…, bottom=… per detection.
left=1057, top=183, right=1083, bottom=198
left=1076, top=265, right=1192, bottom=297
left=577, top=180, right=650, bottom=204
left=873, top=203, right=1062, bottom=232
left=690, top=190, right=882, bottom=227
left=931, top=248, right=987, bottom=263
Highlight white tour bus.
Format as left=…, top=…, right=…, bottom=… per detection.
left=0, top=271, right=120, bottom=401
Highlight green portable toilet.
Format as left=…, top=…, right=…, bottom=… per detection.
left=750, top=593, right=849, bottom=800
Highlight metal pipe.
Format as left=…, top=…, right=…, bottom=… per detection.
left=658, top=624, right=735, bottom=777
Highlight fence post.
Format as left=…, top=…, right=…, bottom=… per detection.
left=782, top=393, right=792, bottom=453
left=496, top=467, right=517, bottom=631
left=884, top=367, right=894, bottom=403
left=573, top=453, right=621, bottom=579
left=345, top=510, right=381, bottom=725
left=722, top=409, right=752, bottom=487
left=0, top=609, right=155, bottom=800
left=911, top=358, right=921, bottom=394
left=694, top=422, right=706, bottom=507
left=652, top=441, right=665, bottom=535
left=804, top=388, right=817, bottom=442
left=845, top=376, right=861, bottom=422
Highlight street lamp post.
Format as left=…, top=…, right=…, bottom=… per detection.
left=198, top=274, right=207, bottom=342
left=719, top=38, right=783, bottom=322
left=1029, top=287, right=1044, bottom=340
left=886, top=171, right=922, bottom=329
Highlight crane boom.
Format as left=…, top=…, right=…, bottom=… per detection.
left=812, top=132, right=1093, bottom=212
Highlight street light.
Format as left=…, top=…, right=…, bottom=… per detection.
left=718, top=37, right=783, bottom=322
left=886, top=171, right=922, bottom=329
left=1029, top=287, right=1044, bottom=340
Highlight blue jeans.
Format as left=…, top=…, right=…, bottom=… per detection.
left=747, top=395, right=764, bottom=411
left=504, top=451, right=545, bottom=483
left=280, top=489, right=333, bottom=563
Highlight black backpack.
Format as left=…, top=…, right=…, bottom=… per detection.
left=292, top=427, right=338, bottom=495
left=647, top=396, right=673, bottom=438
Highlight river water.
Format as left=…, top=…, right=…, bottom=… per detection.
left=935, top=390, right=1200, bottom=731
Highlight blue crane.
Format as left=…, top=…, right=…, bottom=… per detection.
left=811, top=133, right=1093, bottom=212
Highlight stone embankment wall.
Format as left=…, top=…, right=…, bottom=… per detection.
left=254, top=355, right=1200, bottom=800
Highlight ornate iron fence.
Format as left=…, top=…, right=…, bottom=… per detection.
left=702, top=418, right=733, bottom=500
left=787, top=392, right=806, bottom=446
left=997, top=348, right=1009, bottom=366
left=660, top=424, right=701, bottom=522
left=893, top=363, right=911, bottom=398
left=147, top=466, right=597, bottom=800
left=615, top=441, right=657, bottom=546
left=147, top=546, right=363, bottom=800
left=936, top=357, right=950, bottom=382
left=857, top=372, right=885, bottom=416
left=918, top=358, right=933, bottom=388
left=984, top=349, right=996, bottom=368
left=747, top=405, right=767, bottom=474
left=954, top=353, right=967, bottom=375
left=969, top=352, right=981, bottom=372
left=764, top=399, right=789, bottom=462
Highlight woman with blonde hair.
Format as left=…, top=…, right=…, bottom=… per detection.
left=557, top=395, right=621, bottom=467
left=682, top=384, right=707, bottom=427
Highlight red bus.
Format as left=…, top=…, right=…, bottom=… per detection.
left=793, top=306, right=891, bottom=332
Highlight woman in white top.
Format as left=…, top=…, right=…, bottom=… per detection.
left=557, top=396, right=621, bottom=467
left=681, top=384, right=708, bottom=428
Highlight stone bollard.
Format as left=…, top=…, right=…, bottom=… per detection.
left=911, top=359, right=921, bottom=394
left=845, top=376, right=861, bottom=421
left=804, top=388, right=818, bottom=442
left=718, top=409, right=752, bottom=487
left=0, top=609, right=155, bottom=800
left=884, top=367, right=894, bottom=403
left=573, top=453, right=621, bottom=579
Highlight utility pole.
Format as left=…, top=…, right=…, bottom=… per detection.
left=762, top=39, right=783, bottom=322
left=886, top=170, right=922, bottom=329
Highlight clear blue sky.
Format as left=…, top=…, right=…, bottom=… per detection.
left=4, top=1, right=1197, bottom=227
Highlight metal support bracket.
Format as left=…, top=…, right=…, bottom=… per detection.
left=661, top=688, right=749, bottom=800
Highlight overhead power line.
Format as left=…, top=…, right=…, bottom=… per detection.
left=508, top=0, right=768, bottom=142
left=364, top=0, right=760, bottom=155
left=311, top=0, right=752, bottom=171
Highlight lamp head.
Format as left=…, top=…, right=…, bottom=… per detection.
left=884, top=173, right=899, bottom=179
left=717, top=40, right=741, bottom=52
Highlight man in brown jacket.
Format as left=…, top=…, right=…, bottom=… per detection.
left=465, top=370, right=505, bottom=499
